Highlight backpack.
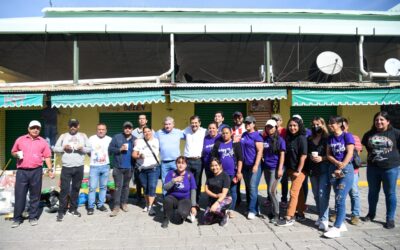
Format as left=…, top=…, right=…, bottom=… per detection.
left=344, top=132, right=362, bottom=169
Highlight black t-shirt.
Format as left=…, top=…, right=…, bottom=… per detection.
left=285, top=134, right=308, bottom=171
left=306, top=136, right=328, bottom=176
left=206, top=171, right=231, bottom=205
left=362, top=127, right=400, bottom=169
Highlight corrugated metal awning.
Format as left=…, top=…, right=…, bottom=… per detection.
left=0, top=93, right=43, bottom=108
left=292, top=88, right=400, bottom=106
left=170, top=88, right=287, bottom=102
left=51, top=90, right=165, bottom=108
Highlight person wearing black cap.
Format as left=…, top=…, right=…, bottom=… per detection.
left=108, top=121, right=137, bottom=217
left=53, top=118, right=91, bottom=222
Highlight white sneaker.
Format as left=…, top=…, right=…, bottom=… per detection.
left=247, top=212, right=256, bottom=220
left=319, top=220, right=329, bottom=232
left=142, top=206, right=148, bottom=212
left=188, top=212, right=196, bottom=223
left=339, top=223, right=348, bottom=232
left=148, top=206, right=156, bottom=216
left=324, top=227, right=341, bottom=238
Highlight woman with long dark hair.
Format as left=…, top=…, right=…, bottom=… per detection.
left=324, top=116, right=354, bottom=238
left=202, top=122, right=220, bottom=179
left=362, top=111, right=400, bottom=229
left=262, top=119, right=285, bottom=223
left=277, top=117, right=307, bottom=226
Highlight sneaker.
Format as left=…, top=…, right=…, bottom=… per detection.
left=350, top=216, right=360, bottom=225
left=329, top=214, right=336, bottom=222
left=384, top=220, right=395, bottom=229
left=121, top=204, right=129, bottom=212
left=270, top=215, right=279, bottom=224
left=319, top=220, right=329, bottom=232
left=362, top=213, right=375, bottom=222
left=148, top=206, right=156, bottom=216
left=219, top=214, right=229, bottom=227
left=142, top=206, right=149, bottom=212
left=267, top=213, right=274, bottom=220
left=67, top=210, right=81, bottom=217
left=11, top=221, right=21, bottom=228
left=295, top=214, right=306, bottom=222
left=97, top=205, right=108, bottom=212
left=227, top=210, right=235, bottom=218
left=339, top=223, right=348, bottom=232
left=29, top=219, right=38, bottom=226
left=188, top=212, right=196, bottom=223
left=161, top=218, right=169, bottom=228
left=56, top=213, right=64, bottom=222
left=276, top=218, right=295, bottom=227
left=87, top=208, right=94, bottom=215
left=324, top=226, right=341, bottom=238
left=110, top=208, right=119, bottom=217
left=314, top=220, right=321, bottom=226
left=247, top=212, right=256, bottom=220
left=279, top=201, right=288, bottom=208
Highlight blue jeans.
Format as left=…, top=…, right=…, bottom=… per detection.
left=44, top=124, right=57, bottom=147
left=318, top=163, right=331, bottom=222
left=349, top=172, right=360, bottom=217
left=161, top=161, right=177, bottom=194
left=229, top=175, right=238, bottom=210
left=242, top=165, right=262, bottom=214
left=329, top=163, right=354, bottom=228
left=88, top=165, right=110, bottom=209
left=367, top=166, right=399, bottom=221
left=138, top=167, right=160, bottom=197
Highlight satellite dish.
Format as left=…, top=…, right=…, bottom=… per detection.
left=316, top=51, right=343, bottom=75
left=384, top=58, right=400, bottom=77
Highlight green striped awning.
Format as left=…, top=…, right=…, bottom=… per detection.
left=51, top=90, right=165, bottom=108
left=0, top=93, right=43, bottom=108
left=170, top=88, right=287, bottom=102
left=292, top=88, right=400, bottom=106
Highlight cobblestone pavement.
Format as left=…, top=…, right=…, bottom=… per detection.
left=0, top=171, right=399, bottom=250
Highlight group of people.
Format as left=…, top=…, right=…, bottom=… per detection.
left=10, top=110, right=399, bottom=239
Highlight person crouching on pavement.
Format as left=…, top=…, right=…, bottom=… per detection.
left=53, top=119, right=91, bottom=222
left=202, top=158, right=232, bottom=227
left=11, top=120, right=54, bottom=228
left=161, top=156, right=197, bottom=228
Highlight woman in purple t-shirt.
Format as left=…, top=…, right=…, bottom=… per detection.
left=202, top=122, right=220, bottom=179
left=162, top=156, right=197, bottom=228
left=240, top=116, right=263, bottom=220
left=324, top=116, right=355, bottom=238
left=262, top=119, right=285, bottom=223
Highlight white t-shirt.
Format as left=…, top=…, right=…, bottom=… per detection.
left=88, top=135, right=112, bottom=166
left=183, top=126, right=206, bottom=158
left=133, top=138, right=160, bottom=168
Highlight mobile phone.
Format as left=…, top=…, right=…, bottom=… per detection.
left=232, top=176, right=238, bottom=184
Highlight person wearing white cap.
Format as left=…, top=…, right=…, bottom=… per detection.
left=11, top=120, right=54, bottom=228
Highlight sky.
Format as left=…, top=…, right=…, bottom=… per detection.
left=0, top=0, right=399, bottom=18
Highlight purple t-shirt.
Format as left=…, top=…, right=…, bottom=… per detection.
left=328, top=132, right=355, bottom=162
left=164, top=170, right=197, bottom=200
left=262, top=136, right=286, bottom=169
left=217, top=141, right=236, bottom=176
left=202, top=134, right=221, bottom=167
left=240, top=131, right=263, bottom=167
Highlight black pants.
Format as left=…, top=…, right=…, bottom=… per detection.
left=281, top=168, right=289, bottom=203
left=187, top=158, right=202, bottom=204
left=133, top=168, right=143, bottom=198
left=112, top=167, right=132, bottom=207
left=14, top=167, right=43, bottom=222
left=59, top=166, right=84, bottom=213
left=163, top=195, right=191, bottom=220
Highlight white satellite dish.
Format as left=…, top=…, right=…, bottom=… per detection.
left=316, top=51, right=343, bottom=75
left=384, top=58, right=400, bottom=77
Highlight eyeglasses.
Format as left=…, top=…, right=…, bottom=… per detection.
left=69, top=125, right=78, bottom=128
left=29, top=126, right=41, bottom=130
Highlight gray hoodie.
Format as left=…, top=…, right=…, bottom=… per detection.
left=53, top=132, right=91, bottom=168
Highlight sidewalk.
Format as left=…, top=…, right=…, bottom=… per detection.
left=0, top=174, right=399, bottom=250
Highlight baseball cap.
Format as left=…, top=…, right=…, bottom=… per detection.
left=28, top=120, right=41, bottom=128
left=292, top=114, right=303, bottom=121
left=244, top=116, right=256, bottom=123
left=68, top=119, right=79, bottom=127
left=265, top=119, right=277, bottom=127
left=233, top=111, right=243, bottom=117
left=123, top=121, right=133, bottom=128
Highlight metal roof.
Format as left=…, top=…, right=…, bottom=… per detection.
left=0, top=7, right=399, bottom=35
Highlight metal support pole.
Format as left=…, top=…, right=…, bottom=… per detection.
left=73, top=37, right=79, bottom=84
left=264, top=40, right=271, bottom=83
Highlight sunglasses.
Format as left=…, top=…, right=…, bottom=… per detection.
left=29, top=126, right=41, bottom=130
